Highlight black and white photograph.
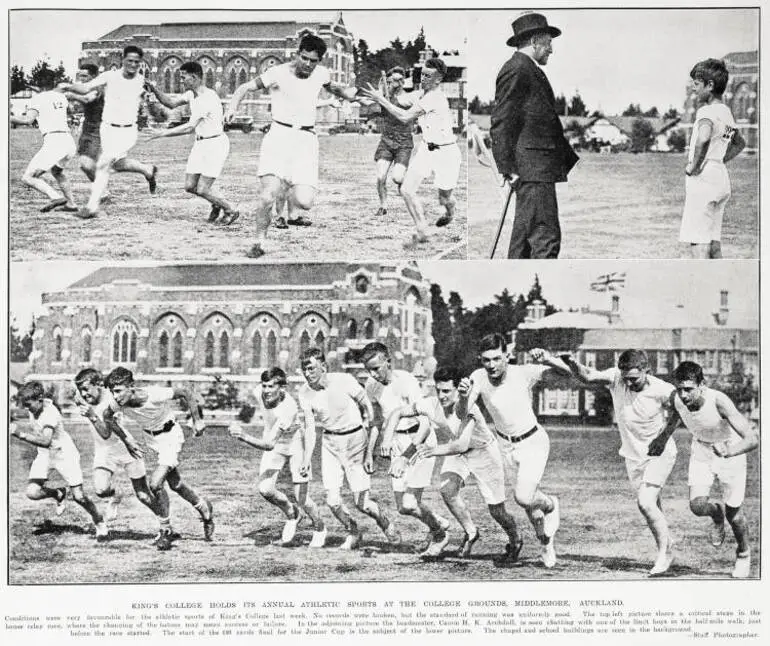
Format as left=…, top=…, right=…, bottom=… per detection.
left=9, top=9, right=468, bottom=261
left=3, top=3, right=767, bottom=644
left=7, top=260, right=759, bottom=583
left=467, top=8, right=759, bottom=259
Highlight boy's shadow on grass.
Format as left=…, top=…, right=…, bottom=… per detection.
left=33, top=519, right=90, bottom=536
left=559, top=551, right=715, bottom=577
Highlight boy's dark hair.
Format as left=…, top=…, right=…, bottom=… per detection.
left=673, top=361, right=705, bottom=385
left=74, top=368, right=103, bottom=388
left=180, top=61, right=203, bottom=78
left=361, top=341, right=390, bottom=364
left=18, top=381, right=45, bottom=403
left=123, top=45, right=144, bottom=59
left=261, top=367, right=287, bottom=386
left=298, top=33, right=327, bottom=59
left=79, top=63, right=100, bottom=78
left=37, top=69, right=57, bottom=90
left=618, top=350, right=649, bottom=371
left=300, top=347, right=326, bottom=365
left=104, top=366, right=135, bottom=389
left=478, top=333, right=507, bottom=354
left=690, top=58, right=729, bottom=96
left=433, top=366, right=460, bottom=387
left=424, top=57, right=447, bottom=78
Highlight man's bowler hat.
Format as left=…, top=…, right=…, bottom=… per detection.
left=506, top=13, right=562, bottom=47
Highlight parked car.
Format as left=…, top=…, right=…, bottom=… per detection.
left=328, top=121, right=365, bottom=135
left=224, top=115, right=254, bottom=133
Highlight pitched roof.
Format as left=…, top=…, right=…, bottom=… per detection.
left=67, top=263, right=389, bottom=289
left=96, top=17, right=344, bottom=42
left=722, top=51, right=758, bottom=67
left=605, top=116, right=680, bottom=135
left=560, top=116, right=599, bottom=129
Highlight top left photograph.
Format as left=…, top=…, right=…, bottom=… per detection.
left=8, top=9, right=468, bottom=261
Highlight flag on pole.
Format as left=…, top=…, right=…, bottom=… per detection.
left=590, top=271, right=626, bottom=292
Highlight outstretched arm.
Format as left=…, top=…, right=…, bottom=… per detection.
left=561, top=354, right=614, bottom=385
left=172, top=387, right=205, bottom=436
left=324, top=81, right=360, bottom=103
left=225, top=78, right=263, bottom=122
left=10, top=108, right=39, bottom=127
left=529, top=347, right=573, bottom=378
left=359, top=83, right=424, bottom=124
left=713, top=392, right=758, bottom=457
left=9, top=421, right=54, bottom=448
left=648, top=391, right=682, bottom=456
left=102, top=407, right=144, bottom=459
left=59, top=75, right=107, bottom=96
left=144, top=80, right=189, bottom=110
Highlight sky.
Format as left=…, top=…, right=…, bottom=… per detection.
left=8, top=8, right=467, bottom=75
left=419, top=260, right=759, bottom=328
left=10, top=261, right=759, bottom=333
left=468, top=8, right=758, bottom=115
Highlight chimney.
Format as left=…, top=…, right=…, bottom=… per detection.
left=526, top=299, right=546, bottom=323
left=714, top=290, right=729, bottom=326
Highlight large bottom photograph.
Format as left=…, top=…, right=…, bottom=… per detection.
left=7, top=260, right=759, bottom=584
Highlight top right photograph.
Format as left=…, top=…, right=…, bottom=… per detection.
left=467, top=8, right=759, bottom=259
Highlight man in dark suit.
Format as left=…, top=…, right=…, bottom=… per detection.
left=491, top=13, right=579, bottom=259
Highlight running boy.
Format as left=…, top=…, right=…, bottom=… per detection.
left=11, top=381, right=108, bottom=540
left=10, top=69, right=78, bottom=213
left=103, top=367, right=213, bottom=550
left=145, top=61, right=239, bottom=224
left=229, top=368, right=326, bottom=547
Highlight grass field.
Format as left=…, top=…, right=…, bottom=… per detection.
left=9, top=129, right=467, bottom=262
left=468, top=152, right=758, bottom=259
left=8, top=418, right=759, bottom=584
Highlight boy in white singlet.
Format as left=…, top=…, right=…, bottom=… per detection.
left=649, top=361, right=758, bottom=578
left=229, top=368, right=326, bottom=547
left=145, top=61, right=239, bottom=225
left=103, top=367, right=213, bottom=551
left=565, top=349, right=677, bottom=576
left=10, top=69, right=78, bottom=213
left=680, top=58, right=746, bottom=259
left=61, top=45, right=159, bottom=219
left=11, top=381, right=108, bottom=540
left=362, top=57, right=461, bottom=245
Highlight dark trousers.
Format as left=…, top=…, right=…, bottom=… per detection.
left=508, top=181, right=560, bottom=259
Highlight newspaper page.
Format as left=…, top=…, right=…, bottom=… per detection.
left=3, top=1, right=767, bottom=645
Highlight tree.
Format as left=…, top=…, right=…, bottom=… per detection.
left=429, top=284, right=453, bottom=366
left=667, top=128, right=687, bottom=153
left=10, top=64, right=26, bottom=94
left=568, top=92, right=588, bottom=117
left=404, top=27, right=427, bottom=67
left=554, top=93, right=567, bottom=116
left=390, top=37, right=404, bottom=53
left=622, top=103, right=643, bottom=117
left=28, top=58, right=71, bottom=88
left=469, top=95, right=492, bottom=114
left=630, top=117, right=655, bottom=153
left=663, top=106, right=680, bottom=120
left=10, top=316, right=34, bottom=362
left=643, top=106, right=659, bottom=118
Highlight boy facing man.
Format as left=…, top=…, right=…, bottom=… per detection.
left=680, top=58, right=746, bottom=259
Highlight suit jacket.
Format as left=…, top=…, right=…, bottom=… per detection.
left=490, top=51, right=579, bottom=183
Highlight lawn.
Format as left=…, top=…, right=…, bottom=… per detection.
left=9, top=129, right=467, bottom=262
left=8, top=418, right=759, bottom=584
left=468, top=151, right=758, bottom=259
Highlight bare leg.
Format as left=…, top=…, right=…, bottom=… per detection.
left=21, top=169, right=61, bottom=200
left=440, top=472, right=476, bottom=536
left=50, top=165, right=76, bottom=207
